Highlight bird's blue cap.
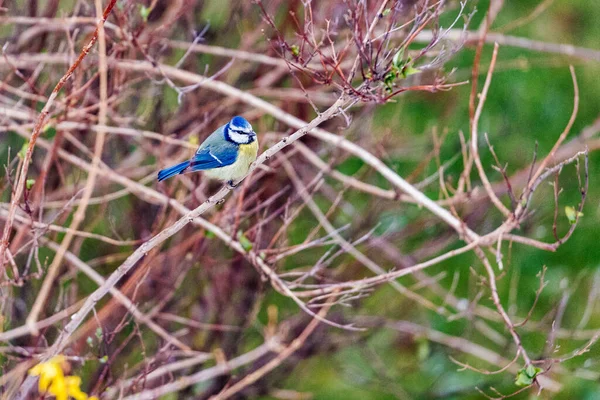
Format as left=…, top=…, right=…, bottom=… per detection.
left=229, top=116, right=253, bottom=133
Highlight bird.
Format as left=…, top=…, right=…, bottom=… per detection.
left=157, top=116, right=258, bottom=186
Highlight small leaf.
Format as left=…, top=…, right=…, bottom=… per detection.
left=140, top=5, right=150, bottom=22
left=392, top=48, right=405, bottom=68
left=99, top=355, right=108, bottom=364
left=565, top=206, right=583, bottom=224
left=515, top=371, right=532, bottom=386
left=515, top=365, right=543, bottom=387
left=86, top=337, right=94, bottom=347
left=290, top=44, right=300, bottom=57
left=95, top=327, right=103, bottom=340
left=205, top=230, right=216, bottom=239
left=382, top=8, right=391, bottom=16
left=400, top=65, right=420, bottom=79
left=26, top=179, right=35, bottom=190
left=384, top=71, right=396, bottom=91
left=237, top=231, right=253, bottom=251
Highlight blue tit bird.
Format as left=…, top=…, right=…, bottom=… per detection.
left=157, top=116, right=258, bottom=186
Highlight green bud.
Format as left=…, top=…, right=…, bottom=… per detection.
left=565, top=206, right=583, bottom=224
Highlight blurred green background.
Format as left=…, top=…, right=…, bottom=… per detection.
left=2, top=0, right=600, bottom=399
left=259, top=1, right=600, bottom=398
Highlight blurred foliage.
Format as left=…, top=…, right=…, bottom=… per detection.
left=1, top=0, right=600, bottom=399
left=274, top=1, right=600, bottom=398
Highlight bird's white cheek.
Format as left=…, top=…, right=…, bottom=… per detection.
left=228, top=130, right=250, bottom=144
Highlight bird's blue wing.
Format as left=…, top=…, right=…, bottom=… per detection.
left=189, top=144, right=237, bottom=171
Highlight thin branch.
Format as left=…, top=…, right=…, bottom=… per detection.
left=0, top=0, right=118, bottom=273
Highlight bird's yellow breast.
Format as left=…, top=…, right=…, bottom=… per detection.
left=203, top=141, right=258, bottom=182
left=238, top=141, right=259, bottom=160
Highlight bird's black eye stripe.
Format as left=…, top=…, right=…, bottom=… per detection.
left=229, top=127, right=251, bottom=135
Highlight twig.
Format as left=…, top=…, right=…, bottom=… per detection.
left=15, top=96, right=348, bottom=399
left=0, top=0, right=118, bottom=273
left=470, top=43, right=512, bottom=217
left=209, top=292, right=338, bottom=400
left=120, top=340, right=277, bottom=400
left=24, top=0, right=112, bottom=333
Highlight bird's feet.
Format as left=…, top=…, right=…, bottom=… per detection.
left=226, top=180, right=238, bottom=189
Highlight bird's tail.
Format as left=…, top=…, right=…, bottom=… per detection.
left=157, top=161, right=190, bottom=182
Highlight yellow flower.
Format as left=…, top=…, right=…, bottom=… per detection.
left=28, top=355, right=97, bottom=400
left=29, top=356, right=66, bottom=393
left=64, top=376, right=87, bottom=400
left=49, top=375, right=68, bottom=400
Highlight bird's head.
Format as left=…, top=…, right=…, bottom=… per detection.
left=225, top=116, right=256, bottom=144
